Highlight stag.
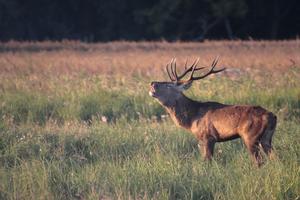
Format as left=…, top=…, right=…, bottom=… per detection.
left=149, top=58, right=277, bottom=166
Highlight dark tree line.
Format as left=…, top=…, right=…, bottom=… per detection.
left=0, top=0, right=299, bottom=41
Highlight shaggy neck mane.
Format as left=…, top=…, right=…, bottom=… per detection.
left=164, top=94, right=200, bottom=129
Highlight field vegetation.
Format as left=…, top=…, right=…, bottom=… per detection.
left=0, top=41, right=299, bottom=199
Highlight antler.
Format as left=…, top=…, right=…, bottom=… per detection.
left=166, top=58, right=206, bottom=82
left=187, top=57, right=226, bottom=81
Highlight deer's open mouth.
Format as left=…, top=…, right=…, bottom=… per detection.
left=149, top=85, right=157, bottom=97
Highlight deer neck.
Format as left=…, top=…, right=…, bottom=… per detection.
left=163, top=94, right=199, bottom=129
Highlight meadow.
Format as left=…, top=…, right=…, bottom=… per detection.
left=0, top=40, right=299, bottom=199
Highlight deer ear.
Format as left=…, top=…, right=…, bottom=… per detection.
left=177, top=80, right=193, bottom=91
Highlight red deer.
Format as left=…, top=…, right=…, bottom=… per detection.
left=149, top=58, right=277, bottom=166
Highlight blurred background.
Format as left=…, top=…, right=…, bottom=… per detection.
left=1, top=0, right=299, bottom=41
left=0, top=1, right=300, bottom=199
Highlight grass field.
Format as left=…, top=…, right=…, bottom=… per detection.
left=0, top=40, right=299, bottom=199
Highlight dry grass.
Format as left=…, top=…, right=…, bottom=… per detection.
left=1, top=40, right=299, bottom=78
left=1, top=40, right=299, bottom=99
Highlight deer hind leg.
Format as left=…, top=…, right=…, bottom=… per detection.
left=242, top=129, right=264, bottom=166
left=260, top=113, right=277, bottom=160
left=245, top=140, right=263, bottom=167
left=198, top=139, right=215, bottom=161
left=260, top=128, right=276, bottom=160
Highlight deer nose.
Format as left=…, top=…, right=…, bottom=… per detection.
left=150, top=82, right=158, bottom=90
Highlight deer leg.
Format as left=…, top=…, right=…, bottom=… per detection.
left=241, top=120, right=268, bottom=167
left=245, top=141, right=263, bottom=167
left=260, top=129, right=276, bottom=160
left=199, top=139, right=215, bottom=161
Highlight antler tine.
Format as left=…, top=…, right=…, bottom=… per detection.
left=166, top=62, right=175, bottom=81
left=211, top=56, right=219, bottom=68
left=184, top=58, right=188, bottom=70
left=189, top=57, right=226, bottom=81
left=169, top=58, right=178, bottom=81
left=172, top=58, right=179, bottom=80
left=189, top=58, right=200, bottom=80
left=176, top=58, right=205, bottom=80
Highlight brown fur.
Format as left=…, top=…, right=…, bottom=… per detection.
left=150, top=81, right=277, bottom=166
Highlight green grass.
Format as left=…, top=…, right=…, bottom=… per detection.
left=0, top=120, right=299, bottom=199
left=0, top=69, right=299, bottom=199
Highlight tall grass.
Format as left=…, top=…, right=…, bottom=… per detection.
left=0, top=119, right=299, bottom=199
left=0, top=41, right=299, bottom=199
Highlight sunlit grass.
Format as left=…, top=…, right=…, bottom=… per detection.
left=0, top=41, right=299, bottom=199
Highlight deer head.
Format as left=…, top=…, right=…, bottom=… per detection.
left=149, top=58, right=226, bottom=105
